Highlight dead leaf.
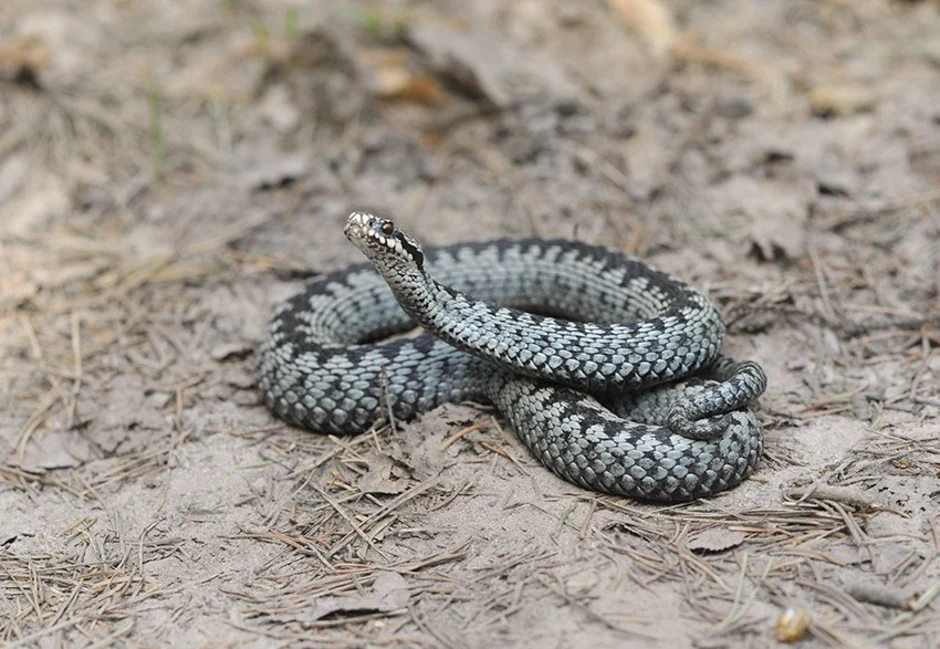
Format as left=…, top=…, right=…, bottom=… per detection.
left=688, top=528, right=747, bottom=554
left=704, top=176, right=812, bottom=262
left=14, top=430, right=92, bottom=472
left=225, top=370, right=257, bottom=390
left=358, top=457, right=408, bottom=495
left=258, top=84, right=300, bottom=133
left=0, top=36, right=48, bottom=84
left=0, top=271, right=38, bottom=310
left=15, top=10, right=101, bottom=85
left=0, top=152, right=30, bottom=206
left=210, top=342, right=254, bottom=362
left=303, top=572, right=409, bottom=622
left=1, top=171, right=69, bottom=234
left=384, top=405, right=480, bottom=484
left=166, top=31, right=265, bottom=102
left=844, top=580, right=914, bottom=609
left=566, top=570, right=600, bottom=595
left=808, top=84, right=877, bottom=118
left=407, top=23, right=584, bottom=108
left=622, top=133, right=669, bottom=200
left=380, top=73, right=448, bottom=106
left=234, top=144, right=310, bottom=191
left=608, top=0, right=678, bottom=58
left=355, top=48, right=449, bottom=107
left=30, top=260, right=110, bottom=290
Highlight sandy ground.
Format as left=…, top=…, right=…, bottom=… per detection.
left=2, top=0, right=940, bottom=647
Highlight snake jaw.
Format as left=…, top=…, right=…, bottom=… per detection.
left=345, top=211, right=425, bottom=268
left=343, top=211, right=381, bottom=243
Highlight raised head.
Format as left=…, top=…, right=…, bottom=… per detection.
left=344, top=212, right=425, bottom=269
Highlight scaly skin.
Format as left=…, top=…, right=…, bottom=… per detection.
left=257, top=212, right=767, bottom=501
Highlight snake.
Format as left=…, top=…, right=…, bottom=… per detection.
left=257, top=212, right=767, bottom=501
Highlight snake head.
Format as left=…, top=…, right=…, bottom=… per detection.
left=344, top=212, right=425, bottom=268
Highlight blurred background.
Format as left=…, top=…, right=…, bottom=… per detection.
left=2, top=0, right=938, bottom=251
left=1, top=1, right=939, bottom=647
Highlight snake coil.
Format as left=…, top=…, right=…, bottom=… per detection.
left=258, top=213, right=766, bottom=501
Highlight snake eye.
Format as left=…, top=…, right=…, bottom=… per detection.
left=381, top=221, right=395, bottom=235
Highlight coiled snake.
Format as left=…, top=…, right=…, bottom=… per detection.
left=258, top=212, right=767, bottom=501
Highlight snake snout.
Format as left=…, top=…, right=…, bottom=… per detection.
left=344, top=211, right=374, bottom=241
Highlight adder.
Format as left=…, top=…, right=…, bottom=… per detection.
left=257, top=212, right=767, bottom=501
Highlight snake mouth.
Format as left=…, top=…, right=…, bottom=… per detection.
left=343, top=211, right=374, bottom=242
left=344, top=212, right=394, bottom=247
left=344, top=211, right=426, bottom=268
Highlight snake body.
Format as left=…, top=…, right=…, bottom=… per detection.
left=257, top=213, right=767, bottom=501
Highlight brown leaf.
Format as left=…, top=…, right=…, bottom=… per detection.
left=808, top=84, right=877, bottom=118
left=607, top=0, right=678, bottom=58
left=776, top=607, right=811, bottom=643
left=0, top=35, right=49, bottom=84
left=357, top=48, right=448, bottom=106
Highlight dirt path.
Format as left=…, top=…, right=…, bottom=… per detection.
left=2, top=1, right=939, bottom=647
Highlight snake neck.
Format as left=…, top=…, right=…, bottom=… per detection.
left=377, top=259, right=462, bottom=328
left=366, top=256, right=488, bottom=349
left=369, top=256, right=439, bottom=311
